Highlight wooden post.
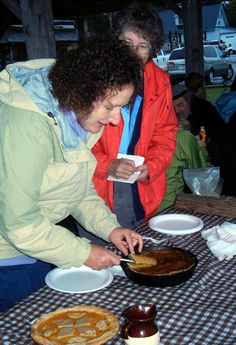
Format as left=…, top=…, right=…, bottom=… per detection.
left=76, top=15, right=86, bottom=40
left=19, top=0, right=56, bottom=59
left=182, top=0, right=204, bottom=77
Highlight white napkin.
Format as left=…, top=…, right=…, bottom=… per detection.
left=107, top=153, right=144, bottom=184
left=108, top=265, right=126, bottom=277
left=202, top=222, right=236, bottom=261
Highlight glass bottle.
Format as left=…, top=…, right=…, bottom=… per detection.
left=199, top=126, right=206, bottom=143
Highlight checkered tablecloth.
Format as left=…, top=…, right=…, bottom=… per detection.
left=1, top=207, right=236, bottom=345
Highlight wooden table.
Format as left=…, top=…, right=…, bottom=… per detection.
left=0, top=207, right=236, bottom=344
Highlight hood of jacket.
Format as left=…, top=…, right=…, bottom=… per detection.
left=0, top=59, right=102, bottom=149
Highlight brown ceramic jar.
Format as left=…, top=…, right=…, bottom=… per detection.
left=122, top=304, right=160, bottom=345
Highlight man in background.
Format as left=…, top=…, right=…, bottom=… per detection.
left=172, top=83, right=226, bottom=165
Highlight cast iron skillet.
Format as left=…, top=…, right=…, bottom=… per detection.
left=120, top=245, right=198, bottom=287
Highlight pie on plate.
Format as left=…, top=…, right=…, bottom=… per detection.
left=31, top=305, right=119, bottom=345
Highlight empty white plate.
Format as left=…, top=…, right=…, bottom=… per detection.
left=45, top=265, right=113, bottom=293
left=148, top=214, right=204, bottom=235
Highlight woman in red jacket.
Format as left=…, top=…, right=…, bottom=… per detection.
left=92, top=2, right=178, bottom=230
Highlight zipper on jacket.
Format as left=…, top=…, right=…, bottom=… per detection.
left=47, top=112, right=58, bottom=126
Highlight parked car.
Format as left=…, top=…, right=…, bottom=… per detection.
left=167, top=45, right=234, bottom=84
left=223, top=47, right=236, bottom=55
left=222, top=48, right=236, bottom=64
left=152, top=49, right=170, bottom=71
left=203, top=40, right=226, bottom=50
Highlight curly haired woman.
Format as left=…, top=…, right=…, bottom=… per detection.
left=0, top=38, right=143, bottom=312
left=92, top=2, right=178, bottom=231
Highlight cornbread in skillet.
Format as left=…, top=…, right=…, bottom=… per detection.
left=129, top=253, right=157, bottom=266
left=128, top=249, right=195, bottom=275
left=31, top=305, right=119, bottom=345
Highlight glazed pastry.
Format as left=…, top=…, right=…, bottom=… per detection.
left=31, top=305, right=119, bottom=345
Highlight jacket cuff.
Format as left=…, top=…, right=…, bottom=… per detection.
left=71, top=237, right=92, bottom=267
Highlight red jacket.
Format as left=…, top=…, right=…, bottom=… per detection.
left=92, top=61, right=178, bottom=220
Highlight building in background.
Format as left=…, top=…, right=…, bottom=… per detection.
left=1, top=2, right=236, bottom=70
left=0, top=20, right=78, bottom=70
left=158, top=2, right=236, bottom=52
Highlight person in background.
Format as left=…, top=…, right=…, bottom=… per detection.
left=231, top=75, right=236, bottom=91
left=91, top=1, right=178, bottom=233
left=185, top=72, right=205, bottom=98
left=218, top=112, right=236, bottom=196
left=158, top=86, right=208, bottom=212
left=216, top=76, right=236, bottom=196
left=172, top=83, right=226, bottom=165
left=171, top=84, right=191, bottom=131
left=213, top=75, right=236, bottom=123
left=0, top=38, right=143, bottom=312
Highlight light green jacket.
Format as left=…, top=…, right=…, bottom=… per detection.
left=0, top=59, right=120, bottom=267
left=158, top=129, right=207, bottom=212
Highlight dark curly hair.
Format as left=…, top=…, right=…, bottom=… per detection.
left=49, top=38, right=141, bottom=115
left=113, top=1, right=164, bottom=51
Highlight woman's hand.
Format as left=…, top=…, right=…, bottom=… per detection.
left=84, top=244, right=121, bottom=270
left=136, top=164, right=149, bottom=181
left=109, top=227, right=143, bottom=256
left=108, top=158, right=136, bottom=179
left=84, top=228, right=143, bottom=269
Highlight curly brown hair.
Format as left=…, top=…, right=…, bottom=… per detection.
left=113, top=1, right=164, bottom=51
left=49, top=38, right=141, bottom=115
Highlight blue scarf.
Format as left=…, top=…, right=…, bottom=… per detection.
left=119, top=95, right=142, bottom=154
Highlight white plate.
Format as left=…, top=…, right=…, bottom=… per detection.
left=45, top=265, right=113, bottom=293
left=148, top=214, right=204, bottom=235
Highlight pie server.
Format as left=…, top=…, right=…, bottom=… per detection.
left=120, top=258, right=135, bottom=263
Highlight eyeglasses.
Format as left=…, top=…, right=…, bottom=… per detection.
left=122, top=39, right=151, bottom=54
